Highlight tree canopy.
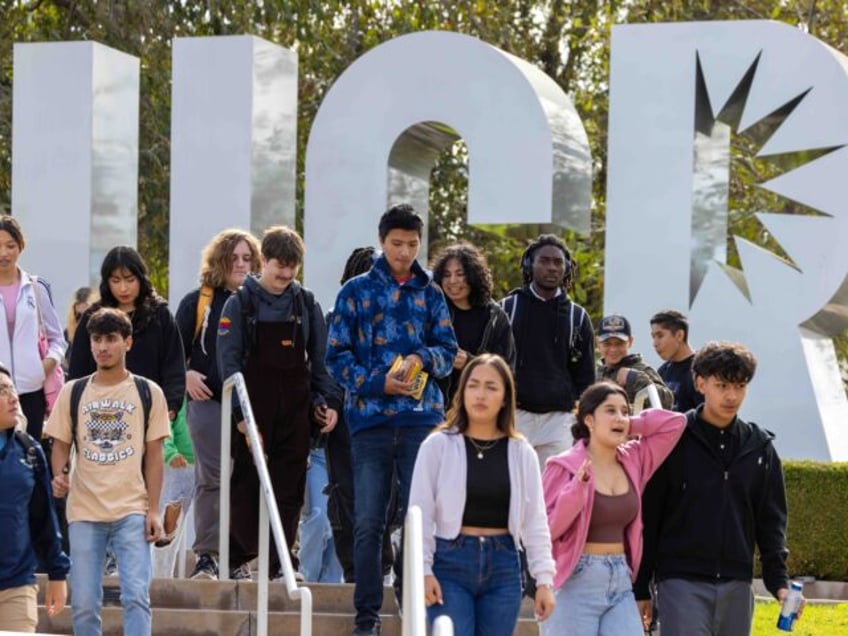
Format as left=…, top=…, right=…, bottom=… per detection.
left=1, top=0, right=846, bottom=383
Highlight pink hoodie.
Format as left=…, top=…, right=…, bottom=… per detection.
left=543, top=408, right=686, bottom=589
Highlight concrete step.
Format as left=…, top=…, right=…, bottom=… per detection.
left=35, top=576, right=541, bottom=634
left=38, top=607, right=540, bottom=635
left=36, top=574, right=536, bottom=616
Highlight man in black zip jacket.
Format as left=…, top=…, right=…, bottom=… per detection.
left=635, top=341, right=799, bottom=635
left=499, top=235, right=595, bottom=470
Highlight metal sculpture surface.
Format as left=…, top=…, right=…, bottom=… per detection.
left=606, top=21, right=848, bottom=459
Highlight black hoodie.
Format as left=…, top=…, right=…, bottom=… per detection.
left=500, top=285, right=595, bottom=413
left=635, top=407, right=789, bottom=599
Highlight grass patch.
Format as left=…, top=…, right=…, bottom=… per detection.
left=753, top=599, right=848, bottom=635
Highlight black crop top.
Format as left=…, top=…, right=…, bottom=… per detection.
left=461, top=436, right=510, bottom=528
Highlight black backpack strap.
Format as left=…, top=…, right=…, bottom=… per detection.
left=70, top=375, right=92, bottom=449
left=237, top=285, right=257, bottom=367
left=131, top=375, right=153, bottom=438
left=14, top=430, right=41, bottom=471
left=502, top=295, right=518, bottom=324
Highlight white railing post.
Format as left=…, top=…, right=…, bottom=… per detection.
left=258, top=498, right=270, bottom=636
left=402, top=506, right=427, bottom=636
left=219, top=384, right=233, bottom=580
left=219, top=373, right=313, bottom=636
left=633, top=384, right=662, bottom=414
left=432, top=615, right=454, bottom=636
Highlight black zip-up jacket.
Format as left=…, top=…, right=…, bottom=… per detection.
left=635, top=408, right=789, bottom=599
left=175, top=286, right=230, bottom=403
left=500, top=286, right=595, bottom=413
left=69, top=302, right=186, bottom=415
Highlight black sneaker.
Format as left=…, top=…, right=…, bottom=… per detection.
left=190, top=553, right=218, bottom=581
left=352, top=621, right=381, bottom=636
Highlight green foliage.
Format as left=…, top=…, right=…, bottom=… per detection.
left=0, top=0, right=846, bottom=383
left=780, top=461, right=848, bottom=581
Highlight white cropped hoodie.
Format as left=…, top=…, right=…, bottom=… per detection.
left=409, top=428, right=555, bottom=587
left=0, top=270, right=66, bottom=393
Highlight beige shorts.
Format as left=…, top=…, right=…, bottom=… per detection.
left=0, top=583, right=38, bottom=632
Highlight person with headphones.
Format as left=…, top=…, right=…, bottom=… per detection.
left=499, top=234, right=595, bottom=470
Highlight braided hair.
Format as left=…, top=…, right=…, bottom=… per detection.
left=520, top=234, right=577, bottom=290
left=340, top=246, right=377, bottom=285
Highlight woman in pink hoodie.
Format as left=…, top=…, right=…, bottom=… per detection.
left=540, top=381, right=685, bottom=635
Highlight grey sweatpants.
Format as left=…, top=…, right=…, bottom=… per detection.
left=186, top=399, right=223, bottom=555
left=657, top=578, right=754, bottom=636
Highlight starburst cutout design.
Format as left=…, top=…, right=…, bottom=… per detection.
left=690, top=51, right=843, bottom=306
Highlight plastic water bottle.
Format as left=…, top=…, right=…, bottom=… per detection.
left=776, top=581, right=804, bottom=631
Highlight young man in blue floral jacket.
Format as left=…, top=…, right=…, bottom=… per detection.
left=326, top=204, right=457, bottom=636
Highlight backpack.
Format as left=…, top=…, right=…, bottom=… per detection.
left=501, top=292, right=587, bottom=365
left=69, top=374, right=152, bottom=448
left=194, top=284, right=215, bottom=343
left=14, top=429, right=43, bottom=471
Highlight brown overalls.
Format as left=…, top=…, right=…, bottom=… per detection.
left=229, top=294, right=311, bottom=572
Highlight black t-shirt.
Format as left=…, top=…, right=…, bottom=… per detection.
left=452, top=305, right=488, bottom=354
left=443, top=305, right=489, bottom=406
left=658, top=355, right=704, bottom=413
left=461, top=436, right=510, bottom=528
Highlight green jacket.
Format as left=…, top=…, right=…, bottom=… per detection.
left=163, top=401, right=194, bottom=465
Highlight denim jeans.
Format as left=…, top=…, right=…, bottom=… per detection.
left=153, top=461, right=195, bottom=578
left=541, top=554, right=642, bottom=636
left=427, top=535, right=523, bottom=636
left=69, top=514, right=152, bottom=636
left=351, top=424, right=431, bottom=629
left=298, top=448, right=343, bottom=582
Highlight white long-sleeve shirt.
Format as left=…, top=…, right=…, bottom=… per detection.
left=0, top=270, right=66, bottom=393
left=409, top=428, right=555, bottom=587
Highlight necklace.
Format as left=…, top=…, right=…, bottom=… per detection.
left=467, top=436, right=500, bottom=460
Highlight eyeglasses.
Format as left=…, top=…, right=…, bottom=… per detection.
left=0, top=384, right=18, bottom=399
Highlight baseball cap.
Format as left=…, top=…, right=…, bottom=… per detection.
left=598, top=314, right=632, bottom=341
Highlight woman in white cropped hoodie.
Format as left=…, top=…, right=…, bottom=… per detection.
left=0, top=216, right=65, bottom=438
left=409, top=353, right=555, bottom=636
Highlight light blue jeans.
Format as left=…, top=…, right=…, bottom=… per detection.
left=298, top=448, right=343, bottom=582
left=153, top=461, right=196, bottom=578
left=541, top=554, right=643, bottom=636
left=69, top=514, right=152, bottom=636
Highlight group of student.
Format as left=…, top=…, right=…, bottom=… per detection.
left=0, top=203, right=798, bottom=636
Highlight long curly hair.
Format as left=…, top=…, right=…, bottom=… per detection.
left=198, top=229, right=261, bottom=288
left=430, top=242, right=493, bottom=308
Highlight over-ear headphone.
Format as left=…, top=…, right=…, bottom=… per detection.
left=521, top=238, right=577, bottom=289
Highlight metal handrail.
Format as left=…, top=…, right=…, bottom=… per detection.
left=402, top=506, right=427, bottom=636
left=633, top=383, right=662, bottom=414
left=403, top=505, right=455, bottom=635
left=219, top=372, right=313, bottom=636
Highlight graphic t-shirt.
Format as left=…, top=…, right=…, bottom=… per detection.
left=45, top=373, right=171, bottom=523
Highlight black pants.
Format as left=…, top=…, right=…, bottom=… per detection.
left=19, top=389, right=46, bottom=439
left=325, top=413, right=395, bottom=582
